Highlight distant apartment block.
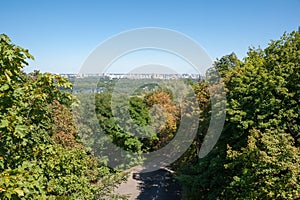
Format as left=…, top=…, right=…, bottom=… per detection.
left=60, top=73, right=202, bottom=80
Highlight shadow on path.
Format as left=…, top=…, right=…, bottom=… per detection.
left=133, top=169, right=181, bottom=200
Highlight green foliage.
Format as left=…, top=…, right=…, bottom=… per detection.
left=0, top=34, right=124, bottom=199
left=224, top=129, right=299, bottom=199
left=2, top=27, right=299, bottom=199
left=177, top=29, right=300, bottom=199
left=214, top=52, right=241, bottom=78
left=94, top=92, right=145, bottom=154
left=129, top=96, right=151, bottom=127
left=77, top=82, right=182, bottom=169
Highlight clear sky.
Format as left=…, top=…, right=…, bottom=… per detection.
left=1, top=0, right=299, bottom=74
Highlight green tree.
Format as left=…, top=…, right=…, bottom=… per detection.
left=178, top=29, right=300, bottom=199
left=222, top=29, right=300, bottom=199
left=0, top=34, right=124, bottom=199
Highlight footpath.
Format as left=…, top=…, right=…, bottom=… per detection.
left=114, top=166, right=181, bottom=200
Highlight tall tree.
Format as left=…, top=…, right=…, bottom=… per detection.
left=0, top=34, right=124, bottom=199
left=178, top=29, right=300, bottom=199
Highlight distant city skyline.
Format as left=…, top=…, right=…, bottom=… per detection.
left=1, top=0, right=299, bottom=74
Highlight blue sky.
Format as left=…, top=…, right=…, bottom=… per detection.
left=1, top=0, right=299, bottom=73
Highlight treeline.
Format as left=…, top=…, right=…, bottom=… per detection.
left=0, top=28, right=299, bottom=200
left=177, top=29, right=300, bottom=199
left=74, top=79, right=184, bottom=169
left=0, top=34, right=126, bottom=199
left=66, top=28, right=300, bottom=199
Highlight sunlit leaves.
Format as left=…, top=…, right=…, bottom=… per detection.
left=0, top=35, right=124, bottom=199
left=178, top=28, right=300, bottom=199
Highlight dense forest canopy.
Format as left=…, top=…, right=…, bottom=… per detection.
left=0, top=28, right=299, bottom=199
